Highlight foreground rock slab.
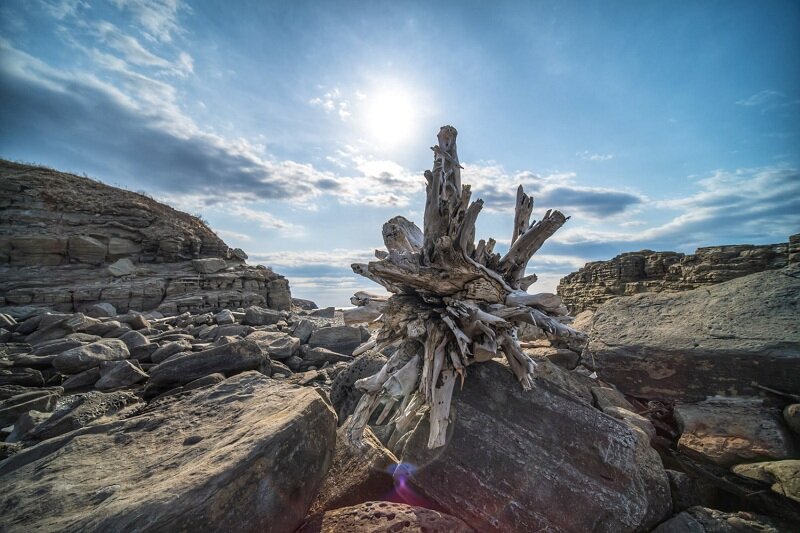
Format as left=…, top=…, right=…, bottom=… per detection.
left=586, top=267, right=800, bottom=401
left=0, top=372, right=336, bottom=533
left=732, top=460, right=800, bottom=503
left=300, top=501, right=473, bottom=533
left=395, top=361, right=670, bottom=532
left=674, top=398, right=797, bottom=467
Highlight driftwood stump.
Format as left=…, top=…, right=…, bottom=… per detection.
left=346, top=125, right=584, bottom=449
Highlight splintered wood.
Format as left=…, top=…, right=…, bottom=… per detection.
left=346, top=125, right=584, bottom=449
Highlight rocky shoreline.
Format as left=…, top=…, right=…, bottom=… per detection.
left=1, top=161, right=798, bottom=532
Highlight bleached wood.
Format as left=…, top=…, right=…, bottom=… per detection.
left=345, top=125, right=582, bottom=449
left=505, top=291, right=563, bottom=312
left=428, top=369, right=457, bottom=448
left=511, top=185, right=534, bottom=245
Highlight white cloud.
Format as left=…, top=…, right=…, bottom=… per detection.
left=577, top=150, right=614, bottom=161
left=228, top=205, right=304, bottom=235
left=214, top=229, right=252, bottom=242
left=309, top=86, right=353, bottom=122
left=248, top=248, right=378, bottom=269
left=553, top=165, right=800, bottom=248
left=735, top=90, right=799, bottom=113
left=736, top=90, right=783, bottom=107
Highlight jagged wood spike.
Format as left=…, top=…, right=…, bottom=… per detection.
left=511, top=185, right=534, bottom=245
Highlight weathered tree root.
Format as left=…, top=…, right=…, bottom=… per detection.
left=345, top=125, right=584, bottom=449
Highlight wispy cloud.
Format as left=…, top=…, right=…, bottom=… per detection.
left=577, top=150, right=613, bottom=161
left=553, top=165, right=800, bottom=252
left=109, top=0, right=188, bottom=43
left=40, top=0, right=87, bottom=20
left=93, top=20, right=192, bottom=76
left=309, top=86, right=351, bottom=121
left=736, top=90, right=800, bottom=113
left=736, top=90, right=783, bottom=107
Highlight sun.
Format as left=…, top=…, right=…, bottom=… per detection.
left=362, top=86, right=417, bottom=148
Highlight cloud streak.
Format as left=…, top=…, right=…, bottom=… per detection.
left=552, top=166, right=800, bottom=256
left=463, top=163, right=644, bottom=218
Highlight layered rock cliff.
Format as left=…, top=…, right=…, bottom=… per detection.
left=557, top=235, right=798, bottom=313
left=0, top=160, right=290, bottom=314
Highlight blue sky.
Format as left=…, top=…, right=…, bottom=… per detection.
left=1, top=0, right=798, bottom=307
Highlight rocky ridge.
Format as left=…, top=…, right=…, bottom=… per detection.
left=557, top=234, right=798, bottom=313
left=0, top=160, right=291, bottom=314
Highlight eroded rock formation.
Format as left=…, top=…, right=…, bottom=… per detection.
left=583, top=265, right=800, bottom=401
left=558, top=235, right=797, bottom=314
left=0, top=160, right=291, bottom=314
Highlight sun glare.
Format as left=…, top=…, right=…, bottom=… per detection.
left=362, top=87, right=417, bottom=147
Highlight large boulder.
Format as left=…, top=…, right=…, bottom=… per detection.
left=243, top=306, right=282, bottom=326
left=95, top=360, right=149, bottom=390
left=246, top=331, right=300, bottom=360
left=732, top=460, right=800, bottom=503
left=585, top=267, right=800, bottom=401
left=0, top=372, right=336, bottom=533
left=52, top=339, right=130, bottom=374
left=393, top=361, right=671, bottom=532
left=674, top=398, right=797, bottom=467
left=147, top=339, right=267, bottom=390
left=308, top=325, right=365, bottom=356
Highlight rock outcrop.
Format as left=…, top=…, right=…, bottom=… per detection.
left=0, top=160, right=291, bottom=314
left=558, top=235, right=797, bottom=313
left=393, top=360, right=671, bottom=532
left=0, top=372, right=336, bottom=533
left=583, top=265, right=800, bottom=401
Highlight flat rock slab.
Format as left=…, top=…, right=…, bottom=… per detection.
left=674, top=398, right=797, bottom=467
left=52, top=339, right=130, bottom=374
left=95, top=360, right=148, bottom=390
left=308, top=325, right=364, bottom=356
left=0, top=372, right=336, bottom=533
left=586, top=267, right=800, bottom=401
left=396, top=361, right=670, bottom=533
left=685, top=506, right=783, bottom=532
left=732, top=460, right=800, bottom=503
left=300, top=501, right=473, bottom=533
left=243, top=306, right=282, bottom=326
left=147, top=339, right=266, bottom=391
